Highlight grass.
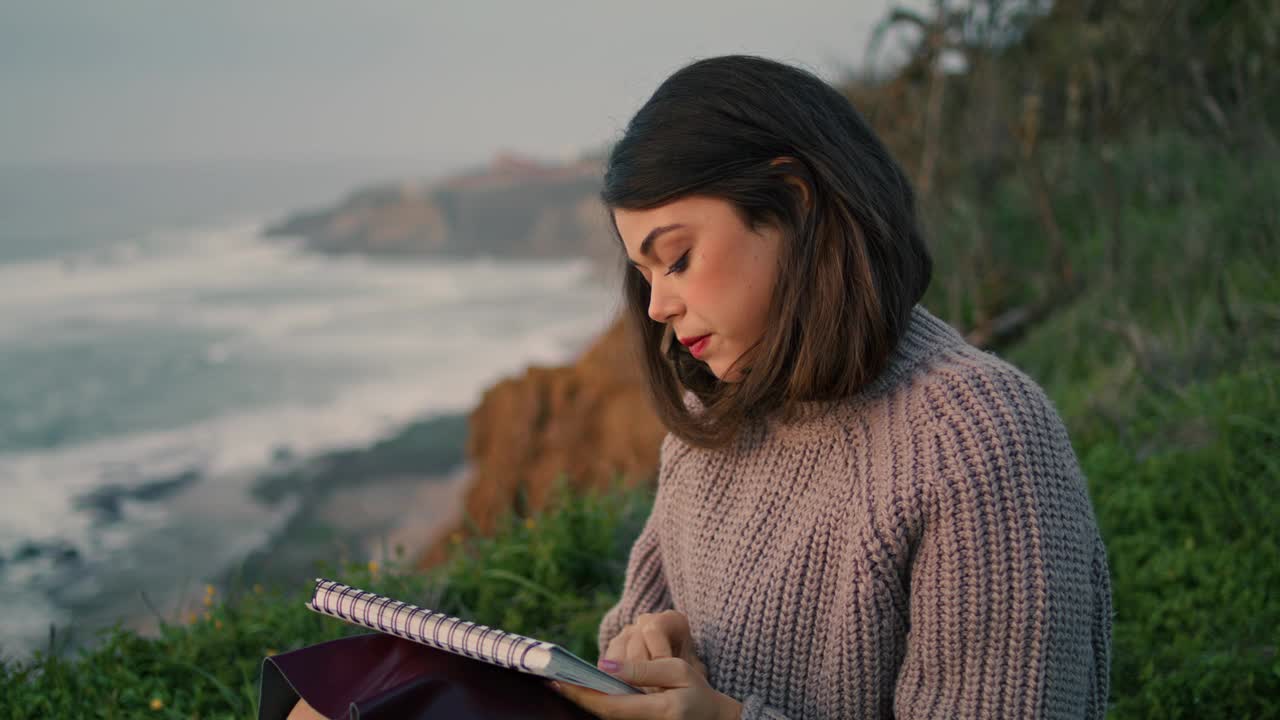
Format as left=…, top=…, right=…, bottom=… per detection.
left=2, top=131, right=1277, bottom=718
left=1082, top=369, right=1280, bottom=718
left=0, top=476, right=653, bottom=719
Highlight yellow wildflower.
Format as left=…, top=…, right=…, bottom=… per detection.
left=253, top=583, right=264, bottom=594
left=185, top=612, right=198, bottom=625
left=202, top=595, right=213, bottom=607
left=524, top=518, right=536, bottom=530
left=214, top=619, right=223, bottom=630
left=203, top=611, right=212, bottom=622
left=367, top=560, right=380, bottom=576
left=150, top=697, right=164, bottom=711
left=204, top=584, right=215, bottom=597
left=266, top=648, right=278, bottom=656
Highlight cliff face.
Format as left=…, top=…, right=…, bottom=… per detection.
left=415, top=313, right=665, bottom=569
left=264, top=151, right=618, bottom=269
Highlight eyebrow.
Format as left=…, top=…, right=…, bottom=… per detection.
left=627, top=223, right=686, bottom=267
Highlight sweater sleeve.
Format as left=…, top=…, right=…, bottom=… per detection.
left=891, top=363, right=1112, bottom=719
left=716, top=363, right=1111, bottom=720
left=596, top=434, right=677, bottom=660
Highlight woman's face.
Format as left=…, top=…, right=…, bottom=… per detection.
left=615, top=195, right=783, bottom=383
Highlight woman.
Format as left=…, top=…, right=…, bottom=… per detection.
left=547, top=55, right=1112, bottom=719
left=275, top=54, right=1112, bottom=719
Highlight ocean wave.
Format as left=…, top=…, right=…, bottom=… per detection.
left=0, top=216, right=617, bottom=660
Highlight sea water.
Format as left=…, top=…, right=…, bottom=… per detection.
left=0, top=162, right=618, bottom=661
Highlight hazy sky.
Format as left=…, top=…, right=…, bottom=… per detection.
left=1, top=1, right=910, bottom=176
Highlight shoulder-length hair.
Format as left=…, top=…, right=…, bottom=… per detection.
left=602, top=54, right=932, bottom=450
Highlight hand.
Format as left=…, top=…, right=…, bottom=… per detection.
left=549, top=657, right=742, bottom=720
left=603, top=610, right=708, bottom=691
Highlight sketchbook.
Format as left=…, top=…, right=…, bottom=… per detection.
left=305, top=578, right=642, bottom=696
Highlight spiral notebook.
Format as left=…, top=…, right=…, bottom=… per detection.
left=306, top=578, right=642, bottom=695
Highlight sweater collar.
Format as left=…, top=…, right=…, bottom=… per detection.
left=763, top=304, right=965, bottom=442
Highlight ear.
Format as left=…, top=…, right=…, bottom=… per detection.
left=769, top=156, right=811, bottom=212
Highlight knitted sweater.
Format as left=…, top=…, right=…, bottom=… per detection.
left=597, top=304, right=1112, bottom=719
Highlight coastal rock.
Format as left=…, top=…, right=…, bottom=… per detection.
left=415, top=314, right=665, bottom=569
left=72, top=469, right=202, bottom=525
left=10, top=540, right=81, bottom=567
left=264, top=150, right=618, bottom=270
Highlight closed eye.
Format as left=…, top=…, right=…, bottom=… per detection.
left=665, top=250, right=690, bottom=276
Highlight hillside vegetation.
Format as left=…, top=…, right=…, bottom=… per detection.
left=3, top=1, right=1277, bottom=717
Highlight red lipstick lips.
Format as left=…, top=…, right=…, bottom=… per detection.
left=679, top=334, right=711, bottom=359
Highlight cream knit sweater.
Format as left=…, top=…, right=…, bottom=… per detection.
left=597, top=304, right=1112, bottom=719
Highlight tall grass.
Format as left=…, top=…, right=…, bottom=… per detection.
left=1083, top=369, right=1280, bottom=718
left=0, top=478, right=653, bottom=719
left=928, top=130, right=1280, bottom=717
left=2, top=129, right=1276, bottom=720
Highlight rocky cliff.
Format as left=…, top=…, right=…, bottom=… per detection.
left=414, top=313, right=666, bottom=569
left=264, top=150, right=617, bottom=269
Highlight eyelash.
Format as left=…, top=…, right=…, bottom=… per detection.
left=664, top=251, right=690, bottom=276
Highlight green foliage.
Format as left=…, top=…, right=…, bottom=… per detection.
left=431, top=474, right=653, bottom=662
left=925, top=129, right=1280, bottom=718
left=994, top=133, right=1280, bottom=437
left=3, top=4, right=1277, bottom=713
left=0, top=478, right=653, bottom=719
left=0, top=576, right=367, bottom=719
left=1083, top=370, right=1280, bottom=718
left=2, top=132, right=1275, bottom=717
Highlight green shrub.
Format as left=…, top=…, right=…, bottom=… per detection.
left=3, top=124, right=1276, bottom=720
left=0, top=477, right=653, bottom=719
left=1083, top=369, right=1280, bottom=718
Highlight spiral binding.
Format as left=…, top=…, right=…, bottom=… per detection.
left=308, top=578, right=542, bottom=671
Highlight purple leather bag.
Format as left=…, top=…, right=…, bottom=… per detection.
left=259, top=632, right=597, bottom=719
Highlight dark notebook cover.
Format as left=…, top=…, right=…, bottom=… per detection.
left=259, top=631, right=597, bottom=719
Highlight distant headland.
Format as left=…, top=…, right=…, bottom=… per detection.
left=263, top=149, right=618, bottom=270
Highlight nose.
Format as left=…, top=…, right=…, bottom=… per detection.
left=647, top=276, right=682, bottom=324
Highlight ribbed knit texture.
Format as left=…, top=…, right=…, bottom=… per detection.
left=598, top=304, right=1112, bottom=719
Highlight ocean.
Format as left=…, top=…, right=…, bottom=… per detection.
left=0, top=161, right=619, bottom=661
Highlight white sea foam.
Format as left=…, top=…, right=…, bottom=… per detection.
left=0, top=305, right=612, bottom=559
left=0, top=221, right=606, bottom=344
left=0, top=218, right=619, bottom=659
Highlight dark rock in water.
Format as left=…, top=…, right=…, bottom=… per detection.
left=73, top=468, right=202, bottom=524
left=271, top=445, right=295, bottom=464
left=14, top=542, right=42, bottom=562
left=53, top=545, right=80, bottom=566
left=9, top=539, right=80, bottom=566
left=74, top=489, right=125, bottom=523
left=129, top=469, right=201, bottom=502
left=250, top=412, right=468, bottom=506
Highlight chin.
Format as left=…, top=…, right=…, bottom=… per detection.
left=711, top=366, right=743, bottom=384
left=706, top=356, right=745, bottom=383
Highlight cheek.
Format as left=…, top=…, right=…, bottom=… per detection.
left=686, top=257, right=729, bottom=318
left=737, top=245, right=775, bottom=304
left=690, top=252, right=766, bottom=338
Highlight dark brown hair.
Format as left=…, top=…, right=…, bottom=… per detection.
left=602, top=54, right=932, bottom=450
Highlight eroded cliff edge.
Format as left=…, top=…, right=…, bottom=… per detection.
left=414, top=313, right=666, bottom=569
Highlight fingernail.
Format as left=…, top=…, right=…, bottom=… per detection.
left=598, top=659, right=620, bottom=672
left=548, top=680, right=561, bottom=691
